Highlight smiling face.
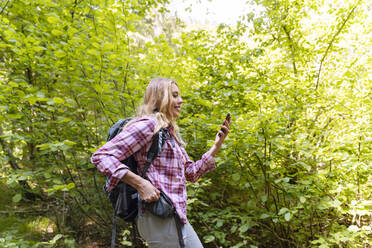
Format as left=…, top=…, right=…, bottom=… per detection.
left=170, top=83, right=183, bottom=119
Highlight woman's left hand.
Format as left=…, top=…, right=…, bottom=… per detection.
left=210, top=118, right=230, bottom=157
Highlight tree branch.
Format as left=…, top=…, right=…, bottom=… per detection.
left=315, top=2, right=360, bottom=90
left=259, top=222, right=297, bottom=246
left=282, top=25, right=297, bottom=75
left=0, top=0, right=10, bottom=15
left=235, top=154, right=259, bottom=201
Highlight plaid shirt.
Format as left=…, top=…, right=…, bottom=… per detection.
left=91, top=116, right=216, bottom=223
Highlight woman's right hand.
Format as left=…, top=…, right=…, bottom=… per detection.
left=137, top=178, right=160, bottom=203
left=122, top=171, right=160, bottom=202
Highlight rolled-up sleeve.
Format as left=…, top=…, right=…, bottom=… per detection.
left=181, top=147, right=216, bottom=183
left=91, top=117, right=155, bottom=191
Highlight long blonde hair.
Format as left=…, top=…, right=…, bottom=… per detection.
left=124, top=78, right=183, bottom=144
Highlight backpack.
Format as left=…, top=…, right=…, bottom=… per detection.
left=104, top=118, right=168, bottom=248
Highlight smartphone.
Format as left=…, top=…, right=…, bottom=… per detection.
left=218, top=113, right=231, bottom=137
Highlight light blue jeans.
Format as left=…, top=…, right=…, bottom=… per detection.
left=137, top=212, right=203, bottom=248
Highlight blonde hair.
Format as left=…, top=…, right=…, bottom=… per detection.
left=124, top=78, right=183, bottom=144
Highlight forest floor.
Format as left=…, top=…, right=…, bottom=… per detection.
left=0, top=181, right=113, bottom=247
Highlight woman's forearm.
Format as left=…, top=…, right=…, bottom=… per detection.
left=122, top=170, right=147, bottom=189
left=209, top=144, right=220, bottom=157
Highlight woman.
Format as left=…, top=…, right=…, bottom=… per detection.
left=91, top=78, right=230, bottom=248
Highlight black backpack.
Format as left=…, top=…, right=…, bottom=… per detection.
left=104, top=118, right=168, bottom=248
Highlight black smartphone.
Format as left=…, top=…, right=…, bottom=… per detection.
left=218, top=113, right=231, bottom=137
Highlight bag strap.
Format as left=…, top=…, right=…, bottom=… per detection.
left=141, top=128, right=168, bottom=178
left=110, top=196, right=121, bottom=248
left=107, top=119, right=131, bottom=141
left=138, top=128, right=168, bottom=218
left=174, top=214, right=185, bottom=248
left=131, top=220, right=138, bottom=248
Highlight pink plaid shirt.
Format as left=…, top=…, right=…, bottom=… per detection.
left=91, top=116, right=216, bottom=223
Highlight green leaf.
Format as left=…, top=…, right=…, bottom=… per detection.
left=33, top=46, right=47, bottom=52
left=232, top=173, right=240, bottom=182
left=9, top=82, right=18, bottom=87
left=87, top=49, right=98, bottom=56
left=2, top=17, right=9, bottom=24
left=284, top=212, right=292, bottom=221
left=12, top=194, right=22, bottom=203
left=231, top=225, right=238, bottom=233
left=37, top=143, right=51, bottom=151
left=203, top=235, right=215, bottom=243
left=63, top=140, right=76, bottom=146
left=216, top=219, right=223, bottom=228
left=319, top=245, right=330, bottom=248
left=68, top=27, right=78, bottom=35
left=52, top=97, right=65, bottom=104
left=239, top=223, right=252, bottom=233
left=47, top=15, right=60, bottom=24
left=50, top=234, right=63, bottom=244
left=278, top=207, right=289, bottom=215
left=104, top=42, right=114, bottom=50
left=92, top=42, right=101, bottom=49
left=260, top=213, right=270, bottom=219
left=18, top=175, right=27, bottom=180
left=88, top=148, right=98, bottom=153
left=55, top=50, right=65, bottom=58
left=51, top=30, right=64, bottom=36
left=282, top=178, right=290, bottom=183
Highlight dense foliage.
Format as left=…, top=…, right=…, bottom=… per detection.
left=0, top=0, right=370, bottom=247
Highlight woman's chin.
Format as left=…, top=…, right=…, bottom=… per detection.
left=172, top=112, right=180, bottom=119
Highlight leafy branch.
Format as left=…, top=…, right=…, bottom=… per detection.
left=282, top=25, right=297, bottom=75
left=0, top=0, right=10, bottom=15
left=315, top=1, right=360, bottom=90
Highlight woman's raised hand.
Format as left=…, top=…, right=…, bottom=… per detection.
left=210, top=117, right=231, bottom=157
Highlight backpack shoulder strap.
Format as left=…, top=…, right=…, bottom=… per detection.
left=107, top=118, right=131, bottom=141
left=141, top=128, right=168, bottom=178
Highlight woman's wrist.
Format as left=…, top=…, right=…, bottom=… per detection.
left=210, top=144, right=220, bottom=157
